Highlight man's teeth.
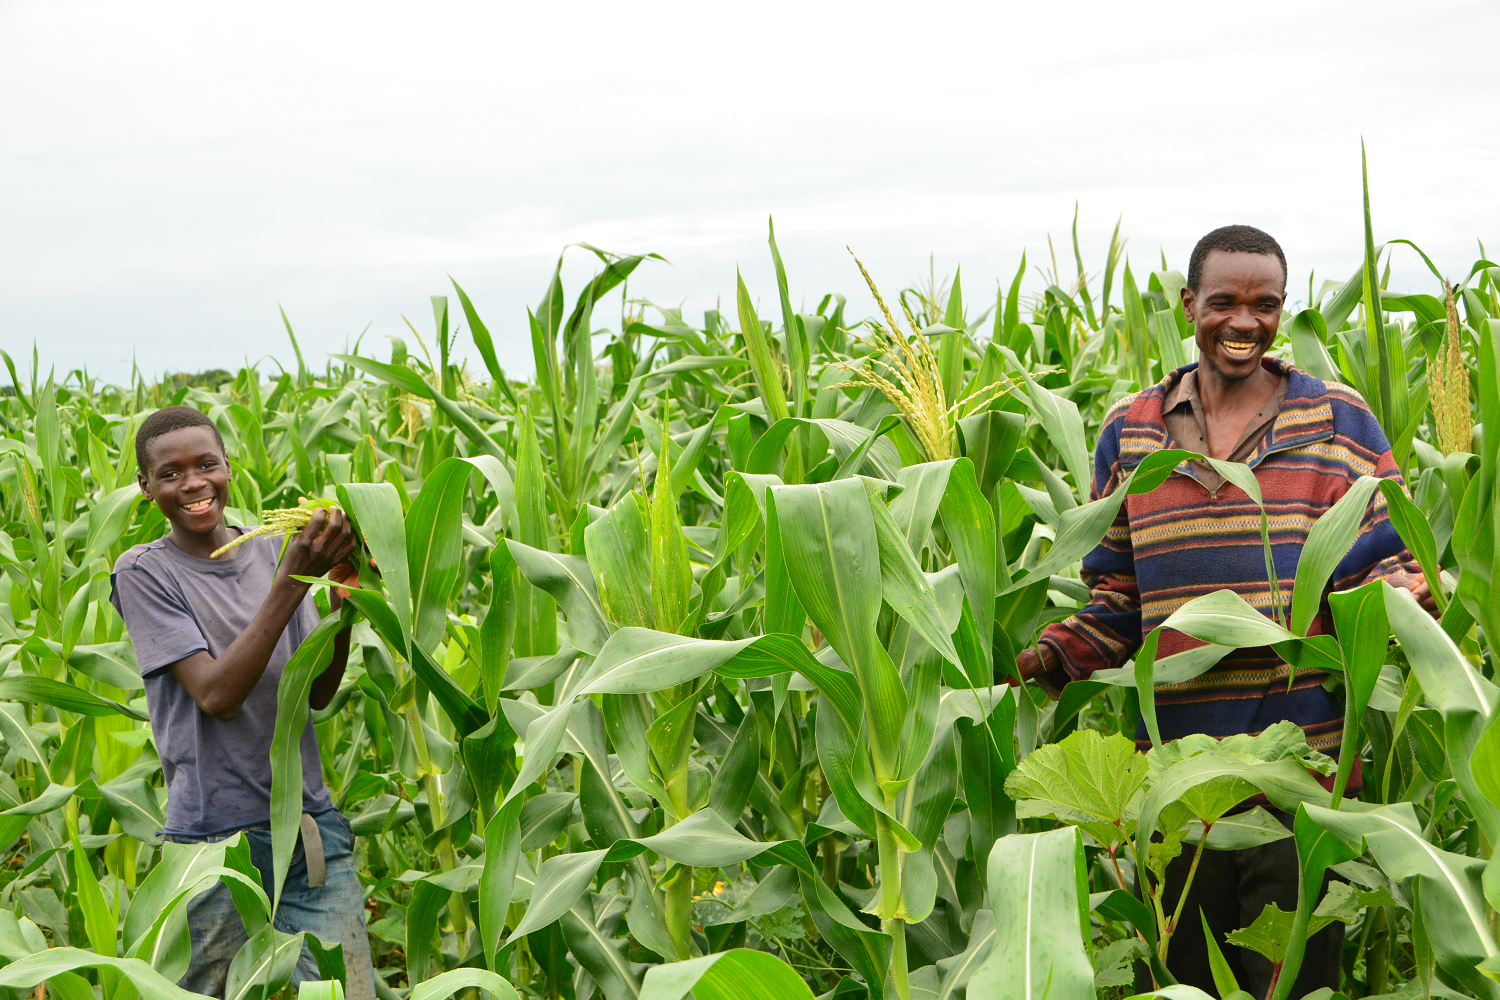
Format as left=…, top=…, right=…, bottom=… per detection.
left=1222, top=341, right=1258, bottom=357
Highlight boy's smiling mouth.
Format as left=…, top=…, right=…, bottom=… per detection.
left=181, top=496, right=216, bottom=514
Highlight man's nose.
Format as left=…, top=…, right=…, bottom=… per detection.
left=1228, top=307, right=1259, bottom=332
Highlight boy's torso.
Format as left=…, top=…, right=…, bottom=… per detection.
left=111, top=532, right=332, bottom=836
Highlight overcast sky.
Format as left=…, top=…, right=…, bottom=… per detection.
left=3, top=1, right=1497, bottom=384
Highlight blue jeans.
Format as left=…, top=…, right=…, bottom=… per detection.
left=167, top=810, right=376, bottom=1000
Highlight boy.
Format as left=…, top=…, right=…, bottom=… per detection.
left=110, top=405, right=375, bottom=999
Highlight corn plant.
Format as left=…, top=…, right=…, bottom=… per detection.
left=0, top=180, right=1497, bottom=1000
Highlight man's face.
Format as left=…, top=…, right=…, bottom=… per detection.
left=1181, top=251, right=1286, bottom=384
left=137, top=426, right=231, bottom=536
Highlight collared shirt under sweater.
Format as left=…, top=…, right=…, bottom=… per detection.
left=1038, top=358, right=1415, bottom=768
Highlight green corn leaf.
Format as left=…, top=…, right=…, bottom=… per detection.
left=0, top=675, right=146, bottom=720
left=868, top=490, right=961, bottom=667
left=1288, top=308, right=1340, bottom=384
left=1386, top=597, right=1500, bottom=886
left=479, top=795, right=524, bottom=968
left=450, top=278, right=518, bottom=408
left=1134, top=628, right=1163, bottom=749
left=708, top=712, right=759, bottom=823
left=586, top=494, right=654, bottom=629
left=338, top=481, right=414, bottom=646
left=761, top=488, right=807, bottom=640
left=408, top=968, right=519, bottom=1000
left=1379, top=478, right=1447, bottom=613
left=650, top=417, right=693, bottom=636
left=768, top=218, right=808, bottom=418
left=798, top=871, right=893, bottom=1000
left=1001, top=448, right=1196, bottom=594
left=507, top=540, right=610, bottom=657
left=83, top=483, right=143, bottom=569
left=559, top=903, right=644, bottom=1000
left=70, top=830, right=116, bottom=960
left=1327, top=581, right=1388, bottom=805
left=736, top=272, right=790, bottom=424
left=1289, top=475, right=1383, bottom=637
left=0, top=951, right=203, bottom=1000
left=1262, top=809, right=1360, bottom=1000
left=640, top=949, right=816, bottom=1000
left=334, top=354, right=503, bottom=460
left=1360, top=142, right=1398, bottom=440
left=268, top=606, right=355, bottom=911
left=968, top=827, right=1093, bottom=1000
left=406, top=456, right=475, bottom=654
left=770, top=479, right=906, bottom=782
left=98, top=775, right=168, bottom=842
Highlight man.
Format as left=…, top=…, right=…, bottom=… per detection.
left=110, top=406, right=376, bottom=999
left=1015, top=225, right=1435, bottom=997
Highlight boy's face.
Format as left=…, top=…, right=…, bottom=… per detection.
left=137, top=426, right=232, bottom=536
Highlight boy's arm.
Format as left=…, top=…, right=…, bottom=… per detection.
left=169, top=508, right=355, bottom=721
left=308, top=562, right=359, bottom=711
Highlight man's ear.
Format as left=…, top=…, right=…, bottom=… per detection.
left=1180, top=284, right=1198, bottom=325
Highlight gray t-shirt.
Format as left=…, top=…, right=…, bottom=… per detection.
left=110, top=531, right=334, bottom=836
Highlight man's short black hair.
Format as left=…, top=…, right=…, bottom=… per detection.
left=1187, top=225, right=1287, bottom=292
left=135, top=405, right=226, bottom=473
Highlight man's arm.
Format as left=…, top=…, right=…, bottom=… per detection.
left=1326, top=401, right=1438, bottom=616
left=1019, top=509, right=1143, bottom=694
left=1016, top=400, right=1143, bottom=693
left=169, top=508, right=355, bottom=720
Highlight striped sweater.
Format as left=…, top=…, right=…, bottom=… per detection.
left=1038, top=359, right=1414, bottom=762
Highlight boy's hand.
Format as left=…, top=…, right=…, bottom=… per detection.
left=282, top=506, right=357, bottom=585
left=328, top=560, right=361, bottom=609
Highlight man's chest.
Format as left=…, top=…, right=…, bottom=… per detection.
left=1124, top=459, right=1349, bottom=564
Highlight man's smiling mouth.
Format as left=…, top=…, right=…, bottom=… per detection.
left=181, top=496, right=216, bottom=513
left=1219, top=339, right=1261, bottom=361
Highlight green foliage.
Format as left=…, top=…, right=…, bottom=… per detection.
left=0, top=198, right=1497, bottom=1000
left=1006, top=729, right=1147, bottom=849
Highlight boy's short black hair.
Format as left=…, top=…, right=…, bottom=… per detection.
left=135, top=406, right=226, bottom=473
left=1187, top=225, right=1287, bottom=292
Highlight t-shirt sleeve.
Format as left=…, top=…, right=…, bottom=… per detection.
left=110, top=565, right=209, bottom=678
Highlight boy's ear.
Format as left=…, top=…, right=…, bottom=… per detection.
left=137, top=469, right=151, bottom=498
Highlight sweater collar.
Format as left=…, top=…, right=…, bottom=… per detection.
left=1133, top=358, right=1334, bottom=471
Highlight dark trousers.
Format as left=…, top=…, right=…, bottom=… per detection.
left=1135, top=812, right=1343, bottom=999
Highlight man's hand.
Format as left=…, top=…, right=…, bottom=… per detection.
left=1387, top=570, right=1440, bottom=618
left=1013, top=643, right=1057, bottom=686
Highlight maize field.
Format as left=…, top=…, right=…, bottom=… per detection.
left=1, top=174, right=1500, bottom=1000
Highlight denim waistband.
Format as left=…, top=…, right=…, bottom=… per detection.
left=161, top=808, right=339, bottom=843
